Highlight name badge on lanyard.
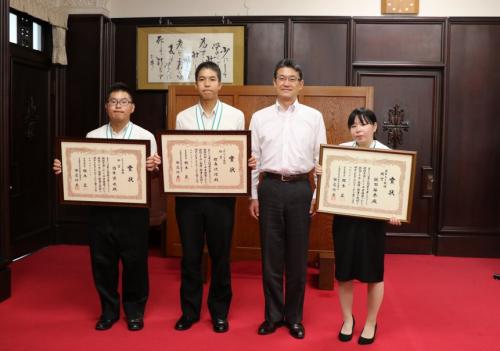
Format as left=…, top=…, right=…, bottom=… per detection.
left=196, top=101, right=223, bottom=130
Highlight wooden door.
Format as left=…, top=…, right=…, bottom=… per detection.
left=354, top=69, right=442, bottom=253
left=9, top=47, right=53, bottom=257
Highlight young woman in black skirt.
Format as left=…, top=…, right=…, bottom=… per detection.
left=316, top=108, right=402, bottom=345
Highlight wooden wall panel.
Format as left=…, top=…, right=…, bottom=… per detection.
left=353, top=19, right=445, bottom=65
left=66, top=15, right=105, bottom=136
left=228, top=18, right=287, bottom=85
left=291, top=20, right=349, bottom=85
left=56, top=15, right=110, bottom=244
left=439, top=20, right=500, bottom=257
left=114, top=20, right=166, bottom=134
left=236, top=95, right=276, bottom=127
left=301, top=95, right=366, bottom=144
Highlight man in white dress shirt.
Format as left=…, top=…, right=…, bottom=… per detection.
left=174, top=62, right=245, bottom=333
left=249, top=59, right=327, bottom=339
left=53, top=82, right=161, bottom=332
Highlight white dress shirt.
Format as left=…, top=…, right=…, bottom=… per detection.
left=176, top=100, right=245, bottom=131
left=86, top=121, right=157, bottom=155
left=250, top=100, right=327, bottom=199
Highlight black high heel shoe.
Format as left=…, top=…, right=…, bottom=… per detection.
left=338, top=316, right=355, bottom=342
left=358, top=324, right=377, bottom=345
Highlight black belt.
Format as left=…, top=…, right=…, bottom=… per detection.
left=263, top=172, right=309, bottom=182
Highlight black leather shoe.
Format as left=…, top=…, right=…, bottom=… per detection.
left=288, top=323, right=305, bottom=339
left=127, top=317, right=144, bottom=331
left=257, top=320, right=284, bottom=335
left=212, top=318, right=229, bottom=333
left=95, top=317, right=119, bottom=331
left=174, top=316, right=198, bottom=331
left=358, top=324, right=377, bottom=345
left=338, top=316, right=355, bottom=342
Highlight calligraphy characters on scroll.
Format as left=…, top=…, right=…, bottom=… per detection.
left=148, top=33, right=234, bottom=83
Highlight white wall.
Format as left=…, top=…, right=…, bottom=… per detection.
left=109, top=0, right=500, bottom=18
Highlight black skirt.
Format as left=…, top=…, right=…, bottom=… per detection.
left=333, top=215, right=386, bottom=283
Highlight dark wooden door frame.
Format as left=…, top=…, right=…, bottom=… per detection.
left=0, top=0, right=12, bottom=302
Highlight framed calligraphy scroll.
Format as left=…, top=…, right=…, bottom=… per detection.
left=159, top=131, right=250, bottom=196
left=137, top=26, right=245, bottom=90
left=57, top=138, right=151, bottom=207
left=317, top=146, right=417, bottom=222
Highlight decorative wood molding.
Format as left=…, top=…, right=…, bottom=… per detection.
left=386, top=233, right=433, bottom=254
left=436, top=235, right=500, bottom=258
left=23, top=96, right=41, bottom=140
left=439, top=226, right=500, bottom=235
left=382, top=104, right=410, bottom=149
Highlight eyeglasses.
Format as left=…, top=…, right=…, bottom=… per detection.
left=107, top=99, right=132, bottom=106
left=276, top=75, right=300, bottom=83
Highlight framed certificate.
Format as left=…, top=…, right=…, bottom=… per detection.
left=317, top=145, right=417, bottom=222
left=57, top=138, right=151, bottom=207
left=159, top=131, right=250, bottom=196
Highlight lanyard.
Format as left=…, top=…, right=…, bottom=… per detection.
left=353, top=140, right=377, bottom=148
left=107, top=122, right=133, bottom=139
left=196, top=101, right=223, bottom=130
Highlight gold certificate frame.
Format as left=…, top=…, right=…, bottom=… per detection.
left=137, top=26, right=245, bottom=90
left=159, top=130, right=250, bottom=196
left=317, top=145, right=417, bottom=222
left=57, top=138, right=151, bottom=207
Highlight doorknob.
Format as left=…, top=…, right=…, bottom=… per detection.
left=421, top=166, right=434, bottom=198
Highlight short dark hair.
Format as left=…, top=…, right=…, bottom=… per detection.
left=107, top=82, right=134, bottom=102
left=273, top=58, right=303, bottom=80
left=347, top=108, right=378, bottom=128
left=195, top=61, right=221, bottom=81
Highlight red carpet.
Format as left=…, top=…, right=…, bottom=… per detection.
left=0, top=245, right=498, bottom=351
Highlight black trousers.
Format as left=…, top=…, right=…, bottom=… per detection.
left=258, top=177, right=313, bottom=324
left=89, top=207, right=149, bottom=320
left=175, top=197, right=235, bottom=320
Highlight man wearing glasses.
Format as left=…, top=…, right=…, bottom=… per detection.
left=249, top=59, right=327, bottom=339
left=53, top=82, right=161, bottom=331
